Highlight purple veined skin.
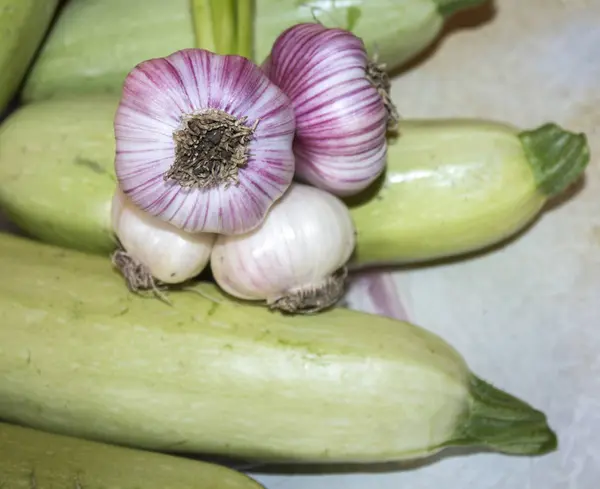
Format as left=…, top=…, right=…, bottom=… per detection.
left=263, top=23, right=396, bottom=197
left=114, top=48, right=296, bottom=236
left=345, top=270, right=410, bottom=321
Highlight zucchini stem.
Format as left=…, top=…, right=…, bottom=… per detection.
left=519, top=123, right=590, bottom=198
left=451, top=375, right=558, bottom=455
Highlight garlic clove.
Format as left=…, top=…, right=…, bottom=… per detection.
left=211, top=183, right=356, bottom=313
left=111, top=188, right=215, bottom=288
left=114, top=48, right=296, bottom=236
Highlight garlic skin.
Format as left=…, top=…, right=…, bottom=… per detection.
left=114, top=48, right=296, bottom=236
left=344, top=271, right=410, bottom=322
left=263, top=23, right=397, bottom=197
left=210, top=183, right=356, bottom=313
left=111, top=188, right=215, bottom=285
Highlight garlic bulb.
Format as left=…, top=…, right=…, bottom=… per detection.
left=210, top=183, right=356, bottom=313
left=111, top=188, right=215, bottom=290
left=114, top=48, right=296, bottom=235
left=263, top=23, right=398, bottom=197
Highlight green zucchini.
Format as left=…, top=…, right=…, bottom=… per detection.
left=0, top=233, right=556, bottom=462
left=21, top=0, right=486, bottom=102
left=347, top=120, right=589, bottom=266
left=0, top=421, right=265, bottom=488
left=0, top=98, right=588, bottom=265
left=0, top=95, right=118, bottom=254
left=0, top=0, right=58, bottom=113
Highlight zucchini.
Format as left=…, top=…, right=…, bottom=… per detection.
left=0, top=0, right=58, bottom=113
left=0, top=233, right=556, bottom=462
left=21, top=0, right=486, bottom=102
left=0, top=95, right=118, bottom=254
left=348, top=119, right=589, bottom=266
left=0, top=98, right=588, bottom=265
left=0, top=421, right=265, bottom=488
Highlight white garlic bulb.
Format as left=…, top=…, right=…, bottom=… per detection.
left=111, top=188, right=216, bottom=289
left=210, top=183, right=356, bottom=313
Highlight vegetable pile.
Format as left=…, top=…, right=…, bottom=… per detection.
left=0, top=0, right=591, bottom=486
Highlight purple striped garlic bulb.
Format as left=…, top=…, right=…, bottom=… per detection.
left=263, top=23, right=399, bottom=197
left=114, top=48, right=296, bottom=235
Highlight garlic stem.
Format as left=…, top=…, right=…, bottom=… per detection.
left=211, top=0, right=235, bottom=55
left=190, top=0, right=254, bottom=58
left=236, top=0, right=254, bottom=60
left=190, top=0, right=217, bottom=52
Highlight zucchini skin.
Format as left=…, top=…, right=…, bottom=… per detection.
left=348, top=120, right=547, bottom=266
left=0, top=0, right=58, bottom=112
left=0, top=99, right=581, bottom=265
left=0, top=234, right=556, bottom=462
left=21, top=0, right=484, bottom=102
left=0, top=233, right=470, bottom=462
left=0, top=96, right=117, bottom=254
left=348, top=119, right=588, bottom=266
left=0, top=422, right=265, bottom=489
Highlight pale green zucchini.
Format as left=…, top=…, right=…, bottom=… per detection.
left=0, top=98, right=588, bottom=265
left=0, top=422, right=265, bottom=488
left=0, top=233, right=556, bottom=462
left=0, top=0, right=58, bottom=112
left=348, top=119, right=589, bottom=266
left=21, top=0, right=485, bottom=102
left=0, top=96, right=118, bottom=254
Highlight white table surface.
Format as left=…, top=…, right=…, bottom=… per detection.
left=1, top=1, right=597, bottom=487
left=251, top=0, right=600, bottom=487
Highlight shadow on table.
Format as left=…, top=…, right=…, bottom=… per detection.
left=181, top=446, right=497, bottom=475
left=543, top=174, right=587, bottom=212
left=391, top=0, right=498, bottom=78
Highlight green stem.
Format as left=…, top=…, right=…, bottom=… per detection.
left=190, top=0, right=217, bottom=52
left=450, top=375, right=558, bottom=455
left=190, top=0, right=254, bottom=57
left=434, top=0, right=489, bottom=17
left=519, top=123, right=590, bottom=198
left=211, top=0, right=236, bottom=55
left=236, top=0, right=255, bottom=60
